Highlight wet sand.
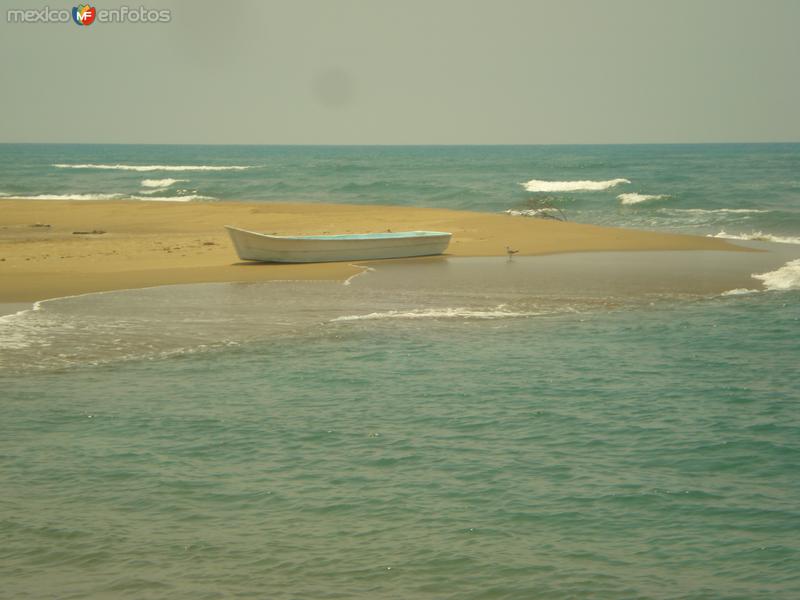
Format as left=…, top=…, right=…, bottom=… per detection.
left=0, top=199, right=752, bottom=302
left=359, top=241, right=800, bottom=299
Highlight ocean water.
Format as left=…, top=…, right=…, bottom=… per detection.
left=2, top=144, right=800, bottom=598
left=2, top=281, right=799, bottom=599
left=1, top=143, right=799, bottom=241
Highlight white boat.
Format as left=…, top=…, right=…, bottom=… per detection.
left=225, top=226, right=452, bottom=263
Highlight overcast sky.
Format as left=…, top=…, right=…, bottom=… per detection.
left=1, top=0, right=798, bottom=144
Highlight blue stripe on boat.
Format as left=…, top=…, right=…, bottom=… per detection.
left=278, top=231, right=450, bottom=240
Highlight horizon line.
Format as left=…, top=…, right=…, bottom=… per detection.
left=1, top=141, right=798, bottom=147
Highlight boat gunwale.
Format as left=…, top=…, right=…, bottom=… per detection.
left=224, top=225, right=452, bottom=242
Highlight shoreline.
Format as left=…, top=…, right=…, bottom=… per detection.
left=1, top=199, right=753, bottom=303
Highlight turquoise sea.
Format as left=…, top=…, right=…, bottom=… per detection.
left=1, top=144, right=800, bottom=598
left=1, top=143, right=799, bottom=240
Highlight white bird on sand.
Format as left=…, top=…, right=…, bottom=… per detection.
left=506, top=246, right=519, bottom=260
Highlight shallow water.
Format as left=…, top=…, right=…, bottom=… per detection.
left=3, top=247, right=797, bottom=374
left=2, top=255, right=800, bottom=598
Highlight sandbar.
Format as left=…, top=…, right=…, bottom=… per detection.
left=0, top=199, right=751, bottom=302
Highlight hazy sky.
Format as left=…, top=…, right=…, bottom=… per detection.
left=1, top=0, right=798, bottom=144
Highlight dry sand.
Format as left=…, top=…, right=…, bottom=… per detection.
left=0, top=199, right=749, bottom=302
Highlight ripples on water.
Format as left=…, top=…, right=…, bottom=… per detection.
left=2, top=144, right=800, bottom=239
left=2, top=261, right=799, bottom=598
left=2, top=143, right=800, bottom=597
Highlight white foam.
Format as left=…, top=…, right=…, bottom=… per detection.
left=720, top=288, right=759, bottom=296
left=675, top=208, right=770, bottom=214
left=0, top=327, right=33, bottom=350
left=141, top=178, right=187, bottom=188
left=330, top=306, right=542, bottom=322
left=0, top=300, right=45, bottom=350
left=129, top=194, right=216, bottom=202
left=521, top=178, right=630, bottom=193
left=752, top=259, right=800, bottom=291
left=342, top=265, right=375, bottom=286
left=504, top=208, right=561, bottom=217
left=1, top=193, right=126, bottom=201
left=0, top=305, right=37, bottom=325
left=53, top=164, right=253, bottom=172
left=708, top=230, right=800, bottom=245
left=617, top=193, right=670, bottom=205
left=1, top=192, right=215, bottom=202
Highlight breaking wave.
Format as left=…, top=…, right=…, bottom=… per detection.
left=129, top=194, right=216, bottom=202
left=141, top=178, right=187, bottom=188
left=521, top=178, right=630, bottom=193
left=330, top=306, right=543, bottom=322
left=752, top=259, right=800, bottom=291
left=674, top=208, right=770, bottom=214
left=617, top=193, right=670, bottom=205
left=0, top=192, right=214, bottom=202
left=720, top=288, right=759, bottom=297
left=504, top=208, right=563, bottom=218
left=708, top=230, right=800, bottom=245
left=0, top=193, right=126, bottom=200
left=53, top=164, right=253, bottom=172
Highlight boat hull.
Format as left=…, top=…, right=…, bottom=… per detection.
left=225, top=226, right=452, bottom=263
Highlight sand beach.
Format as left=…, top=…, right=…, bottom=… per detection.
left=0, top=199, right=751, bottom=303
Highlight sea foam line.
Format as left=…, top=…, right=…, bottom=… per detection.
left=129, top=194, right=216, bottom=202
left=720, top=288, right=759, bottom=296
left=343, top=265, right=376, bottom=286
left=0, top=192, right=214, bottom=202
left=330, top=306, right=543, bottom=322
left=504, top=208, right=562, bottom=218
left=675, top=208, right=769, bottom=214
left=0, top=301, right=43, bottom=326
left=141, top=178, right=187, bottom=188
left=617, top=192, right=669, bottom=205
left=0, top=293, right=95, bottom=350
left=53, top=163, right=253, bottom=172
left=521, top=178, right=630, bottom=193
left=0, top=288, right=124, bottom=325
left=0, top=193, right=127, bottom=201
left=708, top=230, right=800, bottom=245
